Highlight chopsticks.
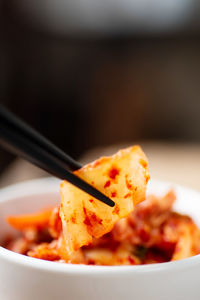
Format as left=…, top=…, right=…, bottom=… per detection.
left=0, top=105, right=115, bottom=207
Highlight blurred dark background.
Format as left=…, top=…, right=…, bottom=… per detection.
left=1, top=0, right=200, bottom=176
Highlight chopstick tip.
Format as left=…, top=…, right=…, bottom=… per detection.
left=101, top=194, right=115, bottom=207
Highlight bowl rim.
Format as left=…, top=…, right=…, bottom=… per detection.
left=0, top=177, right=200, bottom=276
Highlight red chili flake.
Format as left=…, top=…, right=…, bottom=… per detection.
left=140, top=159, right=147, bottom=168
left=84, top=216, right=91, bottom=226
left=89, top=199, right=94, bottom=203
left=124, top=192, right=131, bottom=199
left=113, top=204, right=120, bottom=215
left=128, top=256, right=136, bottom=265
left=145, top=174, right=150, bottom=184
left=104, top=180, right=111, bottom=188
left=111, top=191, right=117, bottom=197
left=83, top=207, right=102, bottom=226
left=83, top=207, right=91, bottom=226
left=125, top=175, right=133, bottom=190
left=71, top=215, right=76, bottom=224
left=91, top=181, right=94, bottom=185
left=108, top=166, right=120, bottom=180
left=90, top=213, right=102, bottom=225
left=93, top=160, right=101, bottom=167
left=135, top=187, right=137, bottom=191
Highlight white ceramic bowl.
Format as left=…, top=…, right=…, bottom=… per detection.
left=0, top=178, right=200, bottom=300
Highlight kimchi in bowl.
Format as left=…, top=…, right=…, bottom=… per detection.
left=0, top=178, right=200, bottom=300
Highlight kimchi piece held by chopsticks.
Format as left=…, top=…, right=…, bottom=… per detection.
left=60, top=145, right=150, bottom=256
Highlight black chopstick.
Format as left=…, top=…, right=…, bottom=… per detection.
left=0, top=105, right=115, bottom=207
left=0, top=105, right=82, bottom=171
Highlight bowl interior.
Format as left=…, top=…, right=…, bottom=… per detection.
left=0, top=177, right=200, bottom=246
left=0, top=178, right=60, bottom=243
